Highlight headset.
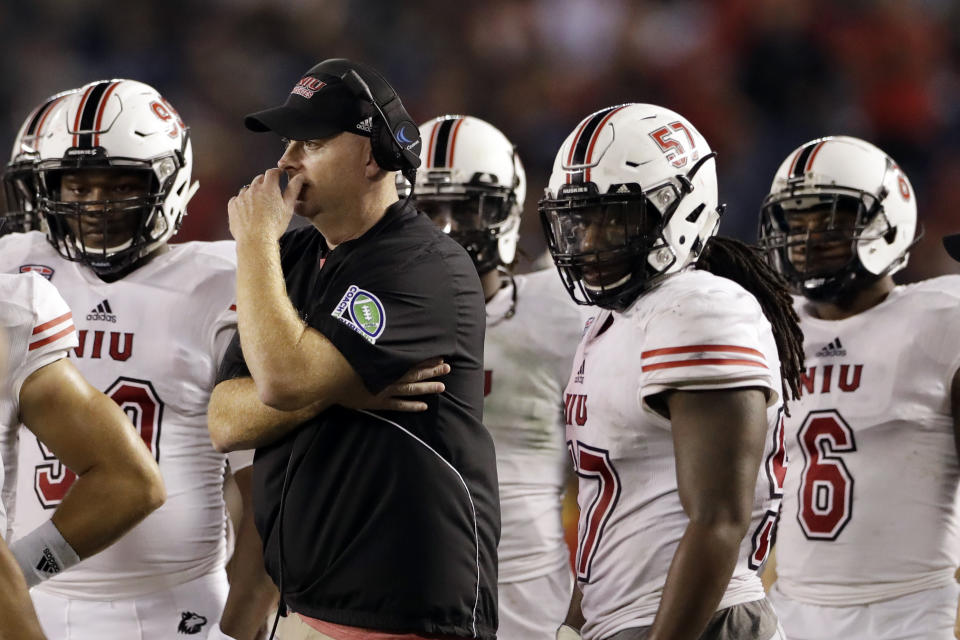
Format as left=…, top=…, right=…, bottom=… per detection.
left=340, top=69, right=421, bottom=189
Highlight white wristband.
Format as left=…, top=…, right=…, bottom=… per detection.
left=9, top=519, right=81, bottom=587
left=206, top=624, right=238, bottom=640
left=557, top=624, right=583, bottom=640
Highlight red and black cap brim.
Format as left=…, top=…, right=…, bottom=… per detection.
left=244, top=77, right=364, bottom=140
left=244, top=104, right=343, bottom=140
left=943, top=234, right=960, bottom=262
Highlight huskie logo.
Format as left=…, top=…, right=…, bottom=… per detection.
left=331, top=285, right=386, bottom=344
left=177, top=611, right=207, bottom=635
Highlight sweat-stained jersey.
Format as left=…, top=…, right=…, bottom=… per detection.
left=484, top=268, right=583, bottom=583
left=565, top=270, right=785, bottom=640
left=775, top=276, right=960, bottom=606
left=0, top=272, right=77, bottom=539
left=0, top=231, right=245, bottom=599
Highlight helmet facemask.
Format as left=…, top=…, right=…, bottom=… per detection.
left=416, top=175, right=517, bottom=274
left=759, top=187, right=894, bottom=301
left=540, top=181, right=681, bottom=310
left=38, top=152, right=182, bottom=278
left=1, top=161, right=42, bottom=234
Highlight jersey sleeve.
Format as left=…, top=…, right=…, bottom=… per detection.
left=307, top=245, right=462, bottom=394
left=638, top=283, right=778, bottom=405
left=215, top=331, right=249, bottom=383
left=9, top=274, right=78, bottom=404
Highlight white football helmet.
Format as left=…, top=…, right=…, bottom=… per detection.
left=2, top=89, right=79, bottom=235
left=759, top=135, right=918, bottom=301
left=35, top=79, right=198, bottom=277
left=539, top=103, right=722, bottom=310
left=401, top=115, right=525, bottom=273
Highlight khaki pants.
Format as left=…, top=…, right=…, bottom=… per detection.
left=274, top=610, right=337, bottom=640
left=605, top=598, right=786, bottom=640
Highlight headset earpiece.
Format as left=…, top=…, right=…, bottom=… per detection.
left=340, top=69, right=421, bottom=174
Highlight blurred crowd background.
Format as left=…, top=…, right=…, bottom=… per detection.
left=3, top=0, right=960, bottom=280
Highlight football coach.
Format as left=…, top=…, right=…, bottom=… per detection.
left=207, top=58, right=499, bottom=640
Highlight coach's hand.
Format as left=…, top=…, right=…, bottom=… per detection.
left=343, top=358, right=450, bottom=413
left=228, top=169, right=305, bottom=243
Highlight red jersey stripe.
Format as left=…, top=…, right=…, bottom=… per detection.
left=642, top=357, right=768, bottom=372
left=32, top=311, right=73, bottom=335
left=29, top=324, right=75, bottom=351
left=641, top=344, right=765, bottom=359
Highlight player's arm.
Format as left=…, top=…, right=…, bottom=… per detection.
left=217, top=466, right=277, bottom=640
left=761, top=546, right=777, bottom=592
left=556, top=581, right=585, bottom=639
left=645, top=387, right=769, bottom=640
left=12, top=358, right=165, bottom=583
left=0, top=537, right=46, bottom=639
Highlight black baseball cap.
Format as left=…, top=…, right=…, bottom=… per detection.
left=244, top=59, right=381, bottom=140
left=944, top=234, right=960, bottom=262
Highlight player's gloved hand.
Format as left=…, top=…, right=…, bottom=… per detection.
left=557, top=624, right=583, bottom=640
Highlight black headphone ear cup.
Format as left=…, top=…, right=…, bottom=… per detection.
left=369, top=116, right=403, bottom=172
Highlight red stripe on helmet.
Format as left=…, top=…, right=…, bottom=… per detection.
left=72, top=85, right=97, bottom=148
left=93, top=81, right=121, bottom=147
left=447, top=117, right=466, bottom=167
left=565, top=116, right=594, bottom=184
left=805, top=141, right=826, bottom=174
left=426, top=120, right=439, bottom=168
left=584, top=106, right=627, bottom=183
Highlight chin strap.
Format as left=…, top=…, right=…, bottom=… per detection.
left=487, top=267, right=517, bottom=327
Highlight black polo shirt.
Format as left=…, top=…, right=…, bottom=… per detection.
left=218, top=200, right=499, bottom=639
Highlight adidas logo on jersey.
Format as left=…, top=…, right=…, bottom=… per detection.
left=35, top=548, right=61, bottom=577
left=356, top=117, right=373, bottom=133
left=86, top=299, right=117, bottom=323
left=574, top=360, right=585, bottom=384
left=815, top=337, right=846, bottom=357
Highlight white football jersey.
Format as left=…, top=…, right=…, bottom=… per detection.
left=483, top=268, right=584, bottom=582
left=0, top=272, right=77, bottom=539
left=0, top=231, right=244, bottom=599
left=775, top=276, right=960, bottom=605
left=566, top=270, right=785, bottom=640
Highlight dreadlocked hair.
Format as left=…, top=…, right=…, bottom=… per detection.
left=695, top=236, right=805, bottom=413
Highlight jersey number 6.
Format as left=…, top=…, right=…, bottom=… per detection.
left=796, top=409, right=856, bottom=540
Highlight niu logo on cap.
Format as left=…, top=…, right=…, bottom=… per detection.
left=291, top=76, right=326, bottom=99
